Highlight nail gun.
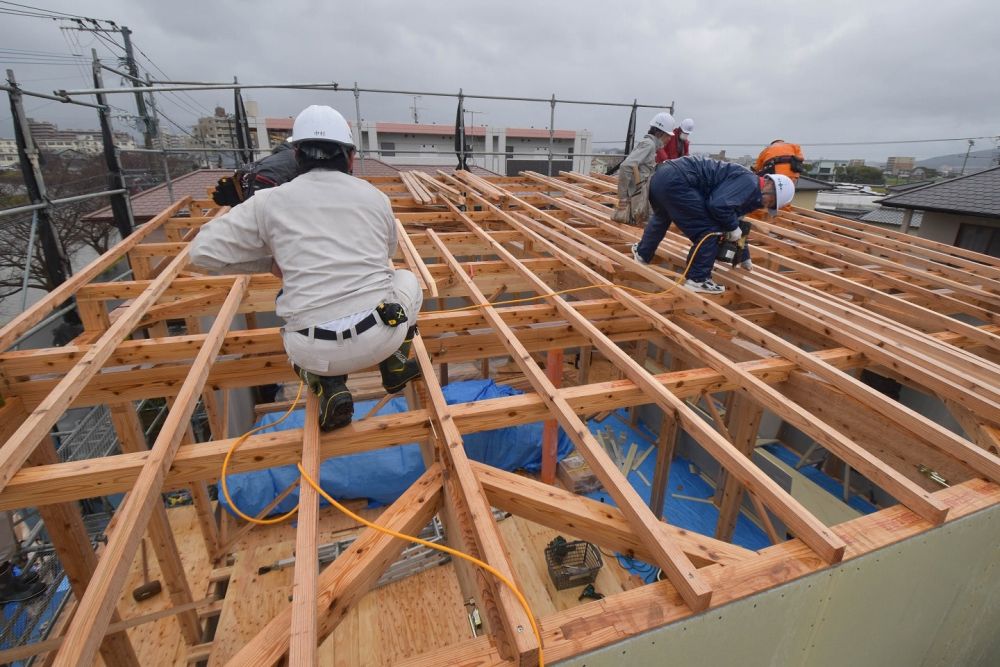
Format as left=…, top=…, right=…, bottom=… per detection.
left=716, top=219, right=752, bottom=267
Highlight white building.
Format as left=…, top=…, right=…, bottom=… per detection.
left=19, top=119, right=136, bottom=157
left=0, top=138, right=17, bottom=168
left=191, top=101, right=269, bottom=159
left=353, top=121, right=592, bottom=176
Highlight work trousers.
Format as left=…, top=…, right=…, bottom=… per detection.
left=281, top=269, right=423, bottom=376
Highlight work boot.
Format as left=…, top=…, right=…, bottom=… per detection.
left=0, top=561, right=45, bottom=604
left=379, top=326, right=422, bottom=394
left=294, top=365, right=354, bottom=431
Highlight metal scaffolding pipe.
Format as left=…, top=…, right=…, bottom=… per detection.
left=56, top=82, right=670, bottom=110
left=0, top=84, right=107, bottom=110
left=0, top=189, right=128, bottom=219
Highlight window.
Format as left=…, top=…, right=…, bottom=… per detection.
left=956, top=222, right=1000, bottom=258
left=380, top=141, right=395, bottom=157
left=567, top=146, right=574, bottom=155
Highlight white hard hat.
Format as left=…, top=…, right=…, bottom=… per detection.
left=649, top=112, right=676, bottom=134
left=765, top=173, right=795, bottom=211
left=680, top=118, right=695, bottom=134
left=288, top=105, right=355, bottom=147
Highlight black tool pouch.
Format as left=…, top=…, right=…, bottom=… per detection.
left=376, top=302, right=408, bottom=327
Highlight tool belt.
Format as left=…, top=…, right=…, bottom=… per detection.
left=295, top=302, right=407, bottom=341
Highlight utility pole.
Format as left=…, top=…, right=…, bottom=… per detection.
left=91, top=50, right=134, bottom=240
left=68, top=23, right=155, bottom=150
left=119, top=26, right=154, bottom=149
left=960, top=139, right=975, bottom=175
left=6, top=69, right=70, bottom=290
left=145, top=74, right=174, bottom=202
left=410, top=95, right=424, bottom=124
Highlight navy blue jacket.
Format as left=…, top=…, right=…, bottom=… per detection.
left=648, top=157, right=763, bottom=236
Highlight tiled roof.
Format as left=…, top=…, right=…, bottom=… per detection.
left=859, top=207, right=923, bottom=228
left=354, top=158, right=497, bottom=177
left=795, top=176, right=835, bottom=192
left=878, top=166, right=1000, bottom=218
left=85, top=162, right=498, bottom=222
left=84, top=169, right=230, bottom=223
left=373, top=122, right=576, bottom=140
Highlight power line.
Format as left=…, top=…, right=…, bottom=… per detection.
left=0, top=1, right=114, bottom=23
left=131, top=43, right=212, bottom=117
left=592, top=135, right=999, bottom=147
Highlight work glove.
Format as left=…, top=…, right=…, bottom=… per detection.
left=726, top=228, right=742, bottom=242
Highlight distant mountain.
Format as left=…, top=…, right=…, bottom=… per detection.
left=917, top=147, right=999, bottom=172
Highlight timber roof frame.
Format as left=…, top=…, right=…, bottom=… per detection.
left=0, top=166, right=998, bottom=665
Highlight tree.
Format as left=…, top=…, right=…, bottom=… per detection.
left=837, top=164, right=884, bottom=185
left=0, top=149, right=195, bottom=300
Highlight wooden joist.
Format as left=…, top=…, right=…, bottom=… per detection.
left=51, top=276, right=248, bottom=666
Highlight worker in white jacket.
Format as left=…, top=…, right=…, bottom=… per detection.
left=189, top=105, right=422, bottom=430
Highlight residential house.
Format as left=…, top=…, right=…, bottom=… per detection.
left=878, top=166, right=1000, bottom=256
left=791, top=175, right=834, bottom=210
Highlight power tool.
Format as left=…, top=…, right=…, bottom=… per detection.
left=716, top=219, right=752, bottom=267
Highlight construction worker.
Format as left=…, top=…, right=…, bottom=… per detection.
left=754, top=139, right=806, bottom=183
left=611, top=112, right=676, bottom=225
left=656, top=117, right=694, bottom=163
left=211, top=142, right=300, bottom=207
left=631, top=156, right=794, bottom=294
left=190, top=105, right=423, bottom=431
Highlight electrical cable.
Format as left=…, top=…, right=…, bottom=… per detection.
left=220, top=380, right=545, bottom=665
left=298, top=463, right=545, bottom=666
left=219, top=381, right=303, bottom=525
left=216, top=230, right=723, bottom=665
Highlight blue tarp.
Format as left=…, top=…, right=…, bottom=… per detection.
left=586, top=410, right=771, bottom=555
left=762, top=443, right=879, bottom=514
left=220, top=380, right=574, bottom=516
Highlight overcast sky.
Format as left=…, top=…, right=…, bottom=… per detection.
left=1, top=0, right=998, bottom=164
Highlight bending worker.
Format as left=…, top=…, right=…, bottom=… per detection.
left=190, top=104, right=422, bottom=431
left=612, top=112, right=676, bottom=225
left=631, top=156, right=794, bottom=294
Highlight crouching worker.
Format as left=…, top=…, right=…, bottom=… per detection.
left=631, top=156, right=793, bottom=294
left=190, top=105, right=423, bottom=430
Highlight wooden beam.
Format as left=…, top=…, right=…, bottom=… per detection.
left=289, top=393, right=321, bottom=666
left=0, top=197, right=189, bottom=351
left=425, top=220, right=713, bottom=611
left=22, top=431, right=141, bottom=667
left=404, top=477, right=1000, bottom=667
left=0, top=347, right=871, bottom=512
left=225, top=466, right=443, bottom=666
left=51, top=276, right=248, bottom=667
left=715, top=394, right=766, bottom=542
left=467, top=197, right=845, bottom=563
left=650, top=412, right=679, bottom=520
left=540, top=348, right=563, bottom=484
left=474, top=462, right=752, bottom=567
left=524, top=205, right=1000, bottom=492
left=0, top=595, right=219, bottom=664
left=0, top=247, right=194, bottom=492
left=410, top=332, right=539, bottom=664
left=106, top=402, right=203, bottom=645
